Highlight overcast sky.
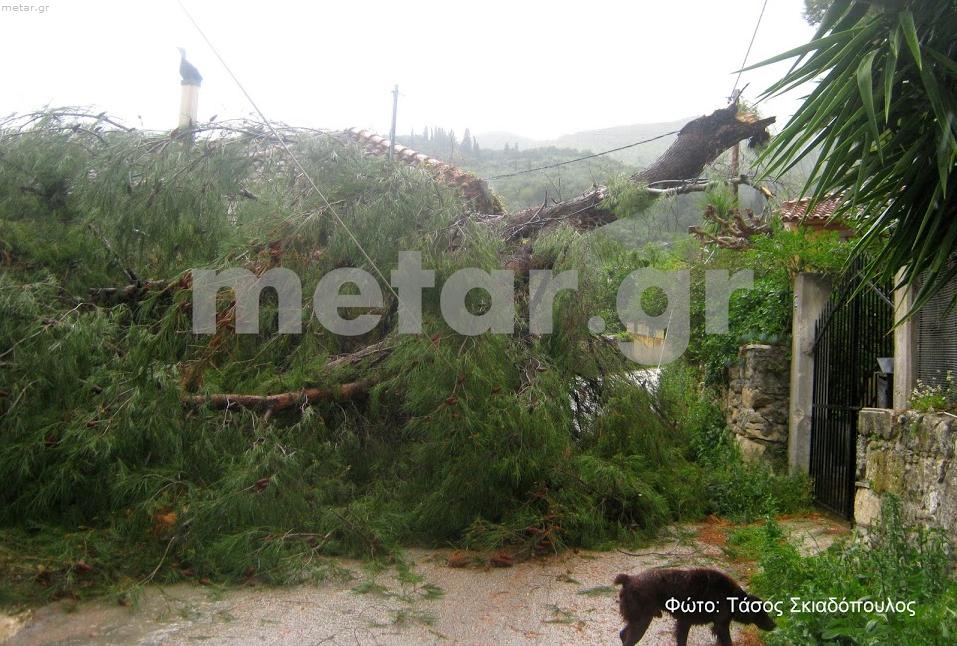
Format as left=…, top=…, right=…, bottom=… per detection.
left=1, top=0, right=816, bottom=140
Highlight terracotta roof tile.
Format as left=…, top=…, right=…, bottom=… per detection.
left=343, top=127, right=504, bottom=214
left=779, top=195, right=842, bottom=223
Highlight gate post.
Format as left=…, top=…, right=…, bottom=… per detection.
left=788, top=273, right=832, bottom=474
left=893, top=269, right=916, bottom=409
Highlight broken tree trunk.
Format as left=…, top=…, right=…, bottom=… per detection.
left=88, top=103, right=775, bottom=304
left=632, top=104, right=772, bottom=186
left=499, top=103, right=775, bottom=242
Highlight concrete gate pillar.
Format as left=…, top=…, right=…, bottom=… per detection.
left=893, top=269, right=917, bottom=410
left=788, top=273, right=832, bottom=474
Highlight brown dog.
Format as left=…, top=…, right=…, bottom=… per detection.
left=614, top=568, right=776, bottom=645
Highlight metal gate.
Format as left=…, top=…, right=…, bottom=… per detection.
left=810, top=266, right=893, bottom=518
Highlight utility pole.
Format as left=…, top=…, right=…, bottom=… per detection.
left=730, top=142, right=740, bottom=200
left=389, top=84, right=399, bottom=161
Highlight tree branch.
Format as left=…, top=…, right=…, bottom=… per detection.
left=324, top=340, right=394, bottom=371
left=644, top=175, right=774, bottom=199
left=688, top=204, right=771, bottom=250
left=188, top=380, right=371, bottom=412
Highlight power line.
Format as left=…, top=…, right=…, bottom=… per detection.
left=731, top=0, right=770, bottom=99
left=483, top=129, right=680, bottom=181
left=175, top=0, right=399, bottom=302
left=175, top=1, right=502, bottom=393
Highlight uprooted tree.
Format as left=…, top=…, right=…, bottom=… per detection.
left=0, top=102, right=778, bottom=583
left=492, top=103, right=774, bottom=240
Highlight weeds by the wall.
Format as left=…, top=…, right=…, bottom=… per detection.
left=749, top=497, right=957, bottom=645
left=657, top=363, right=811, bottom=521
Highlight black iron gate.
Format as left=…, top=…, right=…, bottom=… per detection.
left=810, top=267, right=893, bottom=518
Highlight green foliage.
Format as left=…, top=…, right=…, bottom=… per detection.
left=601, top=175, right=656, bottom=220
left=703, top=184, right=738, bottom=222
left=459, top=377, right=711, bottom=554
left=0, top=111, right=747, bottom=605
left=750, top=497, right=957, bottom=645
left=754, top=0, right=957, bottom=315
left=745, top=223, right=852, bottom=278
left=656, top=364, right=810, bottom=521
left=0, top=525, right=155, bottom=606
left=672, top=206, right=858, bottom=386
left=688, top=272, right=793, bottom=386
left=0, top=116, right=260, bottom=292
left=704, top=453, right=811, bottom=522
left=658, top=245, right=791, bottom=386
left=613, top=186, right=797, bottom=386
left=723, top=522, right=774, bottom=562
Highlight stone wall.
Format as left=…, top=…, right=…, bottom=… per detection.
left=855, top=409, right=957, bottom=540
left=725, top=344, right=790, bottom=464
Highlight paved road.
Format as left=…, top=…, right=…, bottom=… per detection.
left=3, top=516, right=846, bottom=645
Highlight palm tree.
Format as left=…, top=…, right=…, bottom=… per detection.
left=753, top=0, right=957, bottom=312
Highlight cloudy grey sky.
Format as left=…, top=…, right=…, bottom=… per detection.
left=1, top=0, right=816, bottom=139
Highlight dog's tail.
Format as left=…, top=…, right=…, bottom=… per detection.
left=614, top=573, right=629, bottom=586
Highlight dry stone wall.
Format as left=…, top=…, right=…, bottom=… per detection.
left=725, top=344, right=790, bottom=464
left=855, top=409, right=957, bottom=541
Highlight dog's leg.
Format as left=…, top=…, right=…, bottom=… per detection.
left=712, top=620, right=732, bottom=646
left=674, top=619, right=691, bottom=646
left=621, top=614, right=652, bottom=646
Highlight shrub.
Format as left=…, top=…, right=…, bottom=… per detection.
left=751, top=497, right=957, bottom=645
left=656, top=363, right=810, bottom=521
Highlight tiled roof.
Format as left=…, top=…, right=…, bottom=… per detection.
left=779, top=195, right=842, bottom=223
left=344, top=128, right=504, bottom=214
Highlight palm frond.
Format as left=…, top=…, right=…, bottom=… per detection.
left=753, top=0, right=957, bottom=315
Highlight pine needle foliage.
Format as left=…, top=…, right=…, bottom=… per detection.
left=0, top=110, right=803, bottom=604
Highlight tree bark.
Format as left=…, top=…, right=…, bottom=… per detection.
left=189, top=379, right=371, bottom=412
left=499, top=103, right=775, bottom=242
left=633, top=103, right=773, bottom=185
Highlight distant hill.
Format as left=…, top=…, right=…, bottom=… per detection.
left=396, top=132, right=633, bottom=211
left=468, top=131, right=538, bottom=152
left=399, top=118, right=695, bottom=213
left=474, top=117, right=692, bottom=168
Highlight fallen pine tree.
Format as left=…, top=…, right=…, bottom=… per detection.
left=0, top=106, right=801, bottom=600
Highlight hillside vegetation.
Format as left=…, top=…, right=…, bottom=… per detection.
left=397, top=131, right=633, bottom=211
left=398, top=121, right=692, bottom=211
left=398, top=123, right=786, bottom=245
left=470, top=118, right=688, bottom=167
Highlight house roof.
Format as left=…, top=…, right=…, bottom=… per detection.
left=343, top=128, right=503, bottom=214
left=778, top=195, right=842, bottom=223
